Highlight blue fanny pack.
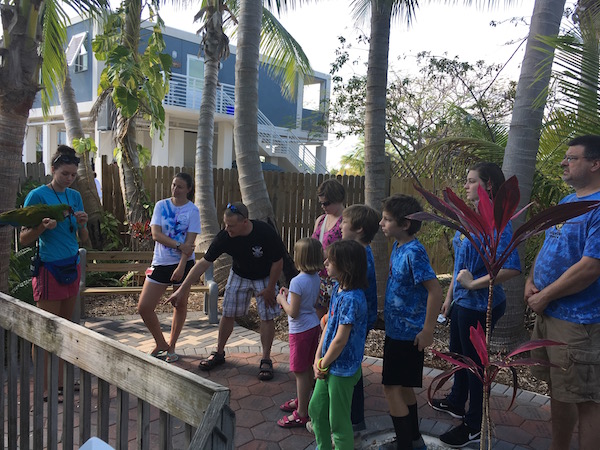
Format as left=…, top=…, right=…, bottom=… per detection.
left=43, top=254, right=79, bottom=285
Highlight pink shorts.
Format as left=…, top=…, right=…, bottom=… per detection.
left=289, top=325, right=320, bottom=372
left=33, top=264, right=81, bottom=301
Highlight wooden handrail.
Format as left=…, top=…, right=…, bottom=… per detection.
left=0, top=293, right=234, bottom=449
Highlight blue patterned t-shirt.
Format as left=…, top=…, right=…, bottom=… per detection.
left=321, top=286, right=367, bottom=377
left=452, top=222, right=521, bottom=312
left=533, top=191, right=600, bottom=324
left=385, top=239, right=437, bottom=340
left=365, top=245, right=378, bottom=330
left=150, top=199, right=202, bottom=266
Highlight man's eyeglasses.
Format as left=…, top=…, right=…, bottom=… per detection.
left=53, top=154, right=81, bottom=166
left=227, top=202, right=247, bottom=219
left=320, top=201, right=332, bottom=207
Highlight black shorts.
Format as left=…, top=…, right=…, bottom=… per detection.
left=146, top=260, right=195, bottom=285
left=382, top=336, right=424, bottom=387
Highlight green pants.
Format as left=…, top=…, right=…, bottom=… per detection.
left=308, top=368, right=361, bottom=450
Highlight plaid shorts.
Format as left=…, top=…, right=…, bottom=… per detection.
left=222, top=270, right=279, bottom=320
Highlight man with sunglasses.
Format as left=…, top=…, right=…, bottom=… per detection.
left=167, top=202, right=285, bottom=380
left=525, top=135, right=600, bottom=449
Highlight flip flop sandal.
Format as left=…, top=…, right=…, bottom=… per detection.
left=149, top=349, right=167, bottom=359
left=199, top=351, right=225, bottom=371
left=258, top=358, right=274, bottom=381
left=277, top=410, right=309, bottom=428
left=280, top=398, right=298, bottom=412
left=165, top=352, right=179, bottom=363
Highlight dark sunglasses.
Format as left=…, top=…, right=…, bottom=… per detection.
left=53, top=154, right=81, bottom=166
left=226, top=202, right=247, bottom=219
left=320, top=201, right=332, bottom=207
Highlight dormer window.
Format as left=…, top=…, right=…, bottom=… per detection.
left=66, top=32, right=88, bottom=73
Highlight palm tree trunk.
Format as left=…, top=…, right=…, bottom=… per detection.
left=0, top=7, right=40, bottom=292
left=58, top=69, right=102, bottom=249
left=196, top=2, right=227, bottom=251
left=233, top=0, right=275, bottom=222
left=364, top=0, right=393, bottom=309
left=497, top=0, right=567, bottom=350
left=116, top=113, right=150, bottom=228
left=0, top=112, right=30, bottom=292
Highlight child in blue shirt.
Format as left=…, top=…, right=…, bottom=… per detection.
left=308, top=240, right=368, bottom=450
left=380, top=194, right=442, bottom=450
left=276, top=238, right=322, bottom=428
left=340, top=204, right=380, bottom=431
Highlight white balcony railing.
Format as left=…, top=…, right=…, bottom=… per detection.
left=165, top=72, right=328, bottom=174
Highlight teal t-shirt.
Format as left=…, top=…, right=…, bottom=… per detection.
left=24, top=185, right=84, bottom=262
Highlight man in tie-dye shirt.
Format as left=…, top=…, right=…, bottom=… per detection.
left=526, top=135, right=600, bottom=450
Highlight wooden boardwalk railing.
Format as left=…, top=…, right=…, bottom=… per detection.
left=0, top=293, right=235, bottom=450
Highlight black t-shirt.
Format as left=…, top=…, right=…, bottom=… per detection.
left=204, top=220, right=286, bottom=280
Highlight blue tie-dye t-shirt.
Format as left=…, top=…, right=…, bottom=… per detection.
left=533, top=191, right=600, bottom=324
left=385, top=239, right=437, bottom=340
left=321, top=286, right=367, bottom=377
left=150, top=199, right=202, bottom=266
left=365, top=245, right=378, bottom=330
left=452, top=222, right=520, bottom=312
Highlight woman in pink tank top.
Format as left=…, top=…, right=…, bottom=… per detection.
left=311, top=179, right=345, bottom=318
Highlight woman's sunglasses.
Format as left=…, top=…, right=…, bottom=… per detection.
left=53, top=154, right=81, bottom=165
left=320, top=201, right=332, bottom=207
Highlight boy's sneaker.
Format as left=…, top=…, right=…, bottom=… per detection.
left=429, top=398, right=465, bottom=419
left=440, top=423, right=481, bottom=448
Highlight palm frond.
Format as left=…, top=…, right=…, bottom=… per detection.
left=535, top=30, right=600, bottom=137
left=39, top=0, right=70, bottom=116
left=263, top=0, right=314, bottom=15
left=350, top=0, right=420, bottom=27
left=258, top=7, right=313, bottom=100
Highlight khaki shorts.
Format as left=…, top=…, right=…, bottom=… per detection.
left=531, top=314, right=600, bottom=403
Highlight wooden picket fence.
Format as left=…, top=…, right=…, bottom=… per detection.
left=19, top=161, right=452, bottom=273
left=98, top=161, right=366, bottom=254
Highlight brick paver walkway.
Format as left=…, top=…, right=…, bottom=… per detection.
left=85, top=312, right=567, bottom=450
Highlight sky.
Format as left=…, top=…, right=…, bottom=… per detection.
left=159, top=1, right=541, bottom=168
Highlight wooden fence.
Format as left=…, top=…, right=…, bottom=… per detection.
left=19, top=161, right=452, bottom=274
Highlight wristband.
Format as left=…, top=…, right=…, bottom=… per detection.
left=317, top=358, right=329, bottom=373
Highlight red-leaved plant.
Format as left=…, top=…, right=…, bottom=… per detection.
left=410, top=176, right=600, bottom=449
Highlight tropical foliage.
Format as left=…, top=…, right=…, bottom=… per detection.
left=91, top=1, right=171, bottom=236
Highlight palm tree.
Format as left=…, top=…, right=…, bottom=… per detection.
left=0, top=0, right=105, bottom=292
left=234, top=0, right=276, bottom=221
left=499, top=0, right=567, bottom=348
left=57, top=69, right=103, bottom=249
left=232, top=0, right=312, bottom=222
left=192, top=0, right=233, bottom=252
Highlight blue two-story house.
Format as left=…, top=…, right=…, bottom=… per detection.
left=24, top=16, right=330, bottom=175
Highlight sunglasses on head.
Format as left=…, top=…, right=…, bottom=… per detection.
left=320, top=201, right=332, bottom=207
left=53, top=154, right=81, bottom=166
left=227, top=202, right=247, bottom=219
